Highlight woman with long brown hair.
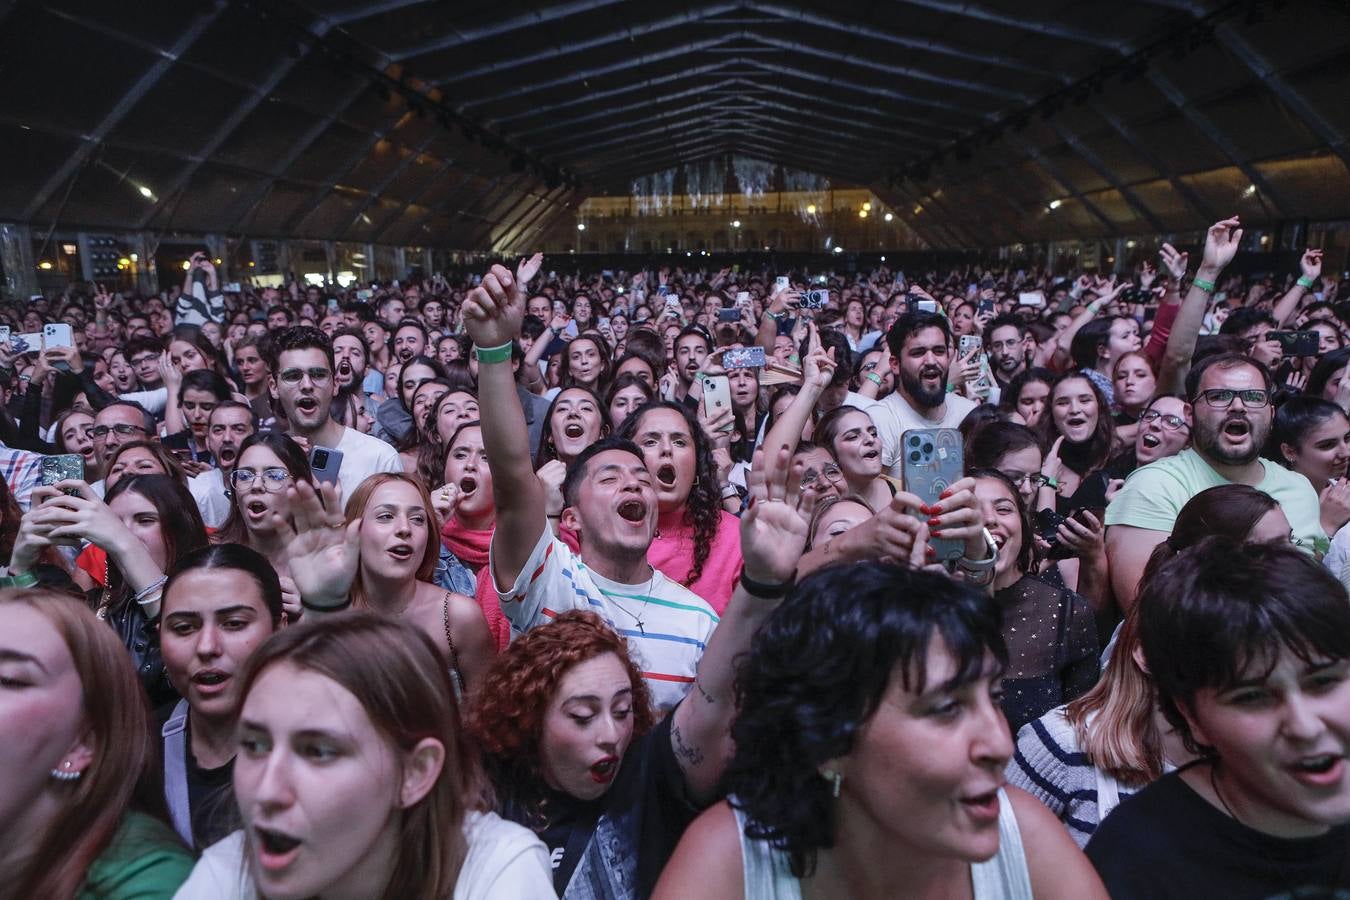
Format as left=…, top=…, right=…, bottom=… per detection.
left=175, top=613, right=554, bottom=898
left=0, top=588, right=192, bottom=898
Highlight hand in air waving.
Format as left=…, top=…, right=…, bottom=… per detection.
left=741, top=447, right=809, bottom=585
left=462, top=264, right=528, bottom=348
left=273, top=480, right=361, bottom=611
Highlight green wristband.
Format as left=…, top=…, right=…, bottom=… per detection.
left=0, top=572, right=38, bottom=589
left=1298, top=275, right=1316, bottom=289
left=472, top=341, right=514, bottom=364
left=1192, top=277, right=1216, bottom=293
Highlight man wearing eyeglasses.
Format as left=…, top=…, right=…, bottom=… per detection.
left=265, top=326, right=401, bottom=504
left=88, top=401, right=155, bottom=495
left=1106, top=352, right=1322, bottom=608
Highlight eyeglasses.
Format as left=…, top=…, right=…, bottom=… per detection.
left=1002, top=471, right=1051, bottom=489
left=228, top=468, right=292, bottom=491
left=1139, top=409, right=1190, bottom=431
left=799, top=463, right=844, bottom=487
left=278, top=367, right=332, bottom=385
left=90, top=423, right=148, bottom=439
left=1195, top=388, right=1270, bottom=409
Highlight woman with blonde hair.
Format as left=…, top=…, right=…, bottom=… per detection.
left=0, top=588, right=192, bottom=898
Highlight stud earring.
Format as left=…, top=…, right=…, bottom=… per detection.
left=50, top=761, right=82, bottom=782
left=821, top=768, right=842, bottom=798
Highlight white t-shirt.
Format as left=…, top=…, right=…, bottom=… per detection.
left=333, top=425, right=403, bottom=503
left=188, top=468, right=231, bottom=528
left=866, top=390, right=978, bottom=478
left=493, top=528, right=719, bottom=712
left=173, top=811, right=554, bottom=900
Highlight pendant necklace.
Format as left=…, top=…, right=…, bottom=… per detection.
left=609, top=568, right=656, bottom=635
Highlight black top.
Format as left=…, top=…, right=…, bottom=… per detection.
left=505, top=712, right=699, bottom=899
left=995, top=574, right=1099, bottom=734
left=154, top=704, right=238, bottom=851
left=1087, top=766, right=1350, bottom=899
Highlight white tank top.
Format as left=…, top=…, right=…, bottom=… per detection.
left=732, top=788, right=1034, bottom=900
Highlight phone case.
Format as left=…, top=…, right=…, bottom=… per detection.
left=40, top=454, right=85, bottom=488
left=900, top=428, right=965, bottom=563
left=308, top=446, right=344, bottom=485
left=702, top=376, right=734, bottom=432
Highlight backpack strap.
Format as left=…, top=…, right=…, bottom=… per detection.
left=161, top=699, right=193, bottom=846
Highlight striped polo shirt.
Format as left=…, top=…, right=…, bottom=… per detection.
left=496, top=529, right=719, bottom=712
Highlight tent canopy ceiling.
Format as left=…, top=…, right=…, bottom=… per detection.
left=1, top=0, right=1347, bottom=250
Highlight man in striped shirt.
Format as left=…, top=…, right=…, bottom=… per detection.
left=468, top=262, right=718, bottom=711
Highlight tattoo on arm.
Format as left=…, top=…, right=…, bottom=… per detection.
left=694, top=678, right=715, bottom=705
left=671, top=722, right=705, bottom=766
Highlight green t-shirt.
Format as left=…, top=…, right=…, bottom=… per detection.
left=1104, top=448, right=1324, bottom=552
left=78, top=810, right=194, bottom=899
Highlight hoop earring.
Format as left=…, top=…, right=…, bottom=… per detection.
left=50, top=761, right=82, bottom=782
left=821, top=768, right=842, bottom=798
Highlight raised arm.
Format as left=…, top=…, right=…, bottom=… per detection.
left=670, top=447, right=811, bottom=803
left=462, top=262, right=548, bottom=590
left=1160, top=217, right=1243, bottom=394
left=1271, top=248, right=1323, bottom=328
left=760, top=326, right=835, bottom=471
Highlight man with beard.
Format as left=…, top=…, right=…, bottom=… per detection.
left=673, top=327, right=711, bottom=402
left=1105, top=352, right=1321, bottom=607
left=188, top=401, right=255, bottom=526
left=866, top=311, right=976, bottom=479
left=984, top=315, right=1029, bottom=392
left=330, top=327, right=380, bottom=429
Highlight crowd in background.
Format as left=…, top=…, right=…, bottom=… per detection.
left=4, top=214, right=1350, bottom=898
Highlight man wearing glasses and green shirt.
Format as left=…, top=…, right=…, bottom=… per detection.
left=265, top=326, right=401, bottom=503
left=1106, top=352, right=1322, bottom=608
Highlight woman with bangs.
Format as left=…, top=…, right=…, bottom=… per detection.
left=1087, top=539, right=1350, bottom=898
left=1009, top=484, right=1284, bottom=848
left=417, top=388, right=481, bottom=491
left=534, top=386, right=611, bottom=538
left=0, top=588, right=193, bottom=898
left=559, top=332, right=614, bottom=397
left=398, top=376, right=454, bottom=474
left=654, top=562, right=1103, bottom=899
left=174, top=614, right=554, bottom=899
left=812, top=404, right=892, bottom=511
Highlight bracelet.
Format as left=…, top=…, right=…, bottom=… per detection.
left=301, top=595, right=352, bottom=614
left=739, top=571, right=795, bottom=599
left=0, top=572, right=38, bottom=589
left=547, top=513, right=562, bottom=519
left=1192, top=277, right=1216, bottom=294
left=720, top=483, right=740, bottom=500
left=1298, top=275, right=1316, bottom=289
left=865, top=372, right=883, bottom=386
left=472, top=341, right=513, bottom=364
left=133, top=575, right=168, bottom=605
left=1040, top=474, right=1059, bottom=490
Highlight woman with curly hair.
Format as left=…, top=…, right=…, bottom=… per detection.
left=617, top=400, right=742, bottom=614
left=460, top=426, right=810, bottom=900
left=654, top=562, right=1105, bottom=900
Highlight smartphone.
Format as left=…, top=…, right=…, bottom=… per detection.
left=735, top=291, right=751, bottom=307
left=775, top=276, right=790, bottom=293
left=1018, top=291, right=1046, bottom=308
left=224, top=282, right=242, bottom=293
left=1035, top=508, right=1073, bottom=561
left=977, top=299, right=996, bottom=317
left=717, top=307, right=741, bottom=323
left=308, top=446, right=344, bottom=486
left=12, top=332, right=43, bottom=354
left=0, top=326, right=10, bottom=344
left=1267, top=330, right=1320, bottom=357
left=657, top=285, right=671, bottom=297
left=664, top=297, right=681, bottom=314
left=42, top=323, right=72, bottom=348
left=911, top=299, right=938, bottom=314
left=701, top=374, right=734, bottom=432
left=722, top=347, right=766, bottom=369
left=959, top=334, right=983, bottom=359
left=900, top=428, right=964, bottom=563
left=802, top=289, right=829, bottom=309
left=355, top=289, right=373, bottom=302
left=41, top=454, right=84, bottom=495
left=327, top=298, right=340, bottom=313
left=598, top=316, right=611, bottom=330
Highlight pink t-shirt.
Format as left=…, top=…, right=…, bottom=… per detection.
left=648, top=508, right=743, bottom=615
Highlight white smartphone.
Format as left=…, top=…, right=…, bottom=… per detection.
left=1018, top=291, right=1046, bottom=308
left=43, top=323, right=73, bottom=348
left=701, top=375, right=734, bottom=432
left=775, top=276, right=790, bottom=293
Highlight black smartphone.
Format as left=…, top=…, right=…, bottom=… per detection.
left=1267, top=330, right=1320, bottom=357
left=977, top=299, right=996, bottom=317
left=1034, top=507, right=1073, bottom=561
left=717, top=307, right=741, bottom=323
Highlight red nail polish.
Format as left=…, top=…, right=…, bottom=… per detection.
left=939, top=489, right=953, bottom=500
left=928, top=518, right=941, bottom=527
left=925, top=545, right=936, bottom=557
left=931, top=529, right=944, bottom=537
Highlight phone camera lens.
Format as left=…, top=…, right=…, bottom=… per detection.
left=922, top=442, right=933, bottom=455
left=313, top=451, right=328, bottom=467
left=909, top=450, right=921, bottom=463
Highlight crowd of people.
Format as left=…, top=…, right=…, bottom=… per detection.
left=3, top=215, right=1350, bottom=898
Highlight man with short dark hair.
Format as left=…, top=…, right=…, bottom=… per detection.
left=984, top=314, right=1028, bottom=391
left=866, top=311, right=976, bottom=478
left=190, top=401, right=256, bottom=526
left=392, top=319, right=428, bottom=363
left=673, top=327, right=711, bottom=402
left=465, top=263, right=718, bottom=710
left=266, top=326, right=401, bottom=503
left=1105, top=352, right=1321, bottom=607
left=125, top=336, right=165, bottom=390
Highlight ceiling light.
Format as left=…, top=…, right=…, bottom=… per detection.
left=1048, top=199, right=1063, bottom=210
left=833, top=246, right=844, bottom=254
left=1243, top=185, right=1257, bottom=198
left=858, top=210, right=868, bottom=219
left=577, top=223, right=586, bottom=231
left=138, top=185, right=154, bottom=199
left=731, top=220, right=741, bottom=228
left=129, top=253, right=138, bottom=262
left=862, top=202, right=872, bottom=212
left=880, top=255, right=886, bottom=261
left=884, top=212, right=894, bottom=222
left=805, top=204, right=817, bottom=214
left=37, top=261, right=52, bottom=270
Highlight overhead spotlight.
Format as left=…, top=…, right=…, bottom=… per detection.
left=138, top=185, right=154, bottom=199
left=731, top=219, right=741, bottom=228
left=577, top=222, right=586, bottom=231
left=832, top=246, right=844, bottom=254
left=805, top=204, right=817, bottom=214
left=858, top=210, right=867, bottom=219
left=884, top=212, right=894, bottom=222
left=880, top=255, right=886, bottom=261
left=1048, top=199, right=1063, bottom=210
left=862, top=202, right=872, bottom=211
